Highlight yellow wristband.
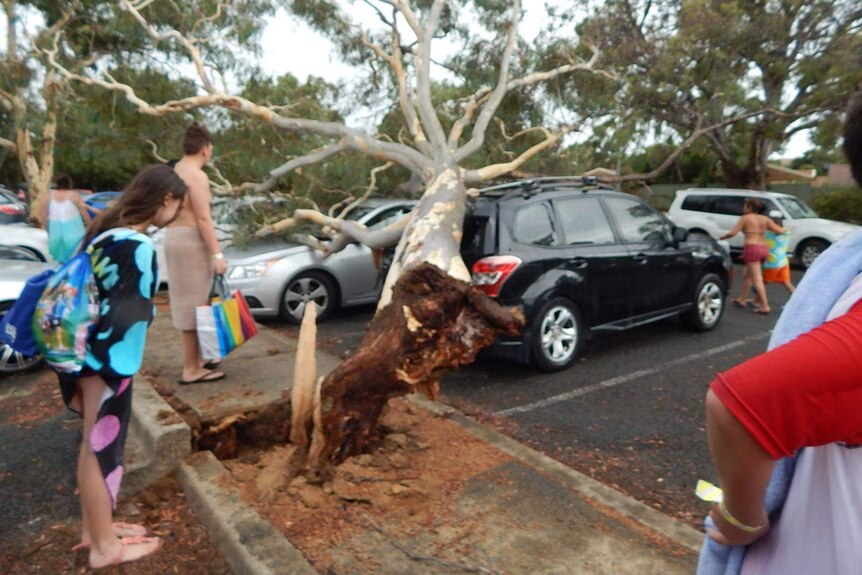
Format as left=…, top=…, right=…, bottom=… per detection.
left=212, top=252, right=224, bottom=261
left=718, top=500, right=765, bottom=533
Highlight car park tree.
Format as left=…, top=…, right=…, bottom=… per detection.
left=52, top=0, right=631, bottom=473
left=572, top=0, right=862, bottom=189
left=1, top=0, right=274, bottom=222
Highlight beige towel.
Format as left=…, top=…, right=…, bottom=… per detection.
left=165, top=226, right=213, bottom=331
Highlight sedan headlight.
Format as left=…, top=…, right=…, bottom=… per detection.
left=228, top=259, right=278, bottom=279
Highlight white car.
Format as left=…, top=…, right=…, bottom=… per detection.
left=0, top=223, right=51, bottom=262
left=667, top=188, right=861, bottom=269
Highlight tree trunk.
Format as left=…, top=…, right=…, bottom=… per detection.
left=313, top=263, right=523, bottom=468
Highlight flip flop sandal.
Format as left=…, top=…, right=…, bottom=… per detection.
left=732, top=299, right=749, bottom=308
left=203, top=360, right=222, bottom=370
left=177, top=370, right=226, bottom=385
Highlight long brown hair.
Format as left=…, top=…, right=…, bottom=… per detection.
left=744, top=198, right=765, bottom=214
left=84, top=164, right=187, bottom=244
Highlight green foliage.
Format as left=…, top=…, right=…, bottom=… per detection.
left=575, top=0, right=862, bottom=187
left=810, top=187, right=862, bottom=225
left=52, top=67, right=196, bottom=190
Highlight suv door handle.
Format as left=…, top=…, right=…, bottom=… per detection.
left=633, top=253, right=648, bottom=264
left=571, top=257, right=588, bottom=269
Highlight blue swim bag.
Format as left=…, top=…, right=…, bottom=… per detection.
left=0, top=269, right=55, bottom=356
left=31, top=248, right=100, bottom=374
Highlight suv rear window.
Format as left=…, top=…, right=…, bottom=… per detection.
left=711, top=196, right=745, bottom=216
left=681, top=195, right=711, bottom=212
left=513, top=202, right=557, bottom=246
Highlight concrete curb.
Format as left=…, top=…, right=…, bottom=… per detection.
left=411, top=395, right=705, bottom=553
left=179, top=451, right=317, bottom=575
left=121, top=375, right=192, bottom=498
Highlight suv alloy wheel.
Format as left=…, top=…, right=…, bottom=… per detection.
left=530, top=298, right=585, bottom=372
left=681, top=273, right=725, bottom=331
left=797, top=238, right=829, bottom=270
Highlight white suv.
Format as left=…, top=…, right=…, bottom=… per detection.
left=667, top=188, right=861, bottom=269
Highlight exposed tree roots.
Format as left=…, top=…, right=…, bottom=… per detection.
left=311, top=263, right=523, bottom=469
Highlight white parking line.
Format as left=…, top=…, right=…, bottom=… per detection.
left=497, top=332, right=771, bottom=417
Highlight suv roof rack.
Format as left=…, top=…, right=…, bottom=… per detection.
left=478, top=176, right=613, bottom=198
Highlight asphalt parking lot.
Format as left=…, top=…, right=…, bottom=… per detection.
left=264, top=263, right=804, bottom=526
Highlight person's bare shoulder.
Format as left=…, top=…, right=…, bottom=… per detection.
left=175, top=165, right=209, bottom=192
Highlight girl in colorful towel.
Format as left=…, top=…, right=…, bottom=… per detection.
left=762, top=210, right=795, bottom=295
left=720, top=198, right=785, bottom=315
left=56, top=165, right=186, bottom=570
left=41, top=173, right=92, bottom=263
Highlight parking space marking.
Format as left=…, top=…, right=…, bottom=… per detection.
left=497, top=332, right=771, bottom=417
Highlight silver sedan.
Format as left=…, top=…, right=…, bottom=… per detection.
left=225, top=198, right=416, bottom=323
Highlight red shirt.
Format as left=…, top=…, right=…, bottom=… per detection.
left=711, top=299, right=862, bottom=458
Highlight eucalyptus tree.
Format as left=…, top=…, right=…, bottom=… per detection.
left=53, top=0, right=615, bottom=474
left=578, top=0, right=862, bottom=188
left=0, top=0, right=273, bottom=221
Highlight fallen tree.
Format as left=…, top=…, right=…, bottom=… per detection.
left=49, top=0, right=771, bottom=475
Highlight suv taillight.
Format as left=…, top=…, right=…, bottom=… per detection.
left=471, top=255, right=522, bottom=297
left=0, top=204, right=24, bottom=214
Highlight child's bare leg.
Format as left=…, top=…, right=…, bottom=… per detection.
left=735, top=265, right=753, bottom=303
left=78, top=375, right=159, bottom=568
left=750, top=262, right=769, bottom=312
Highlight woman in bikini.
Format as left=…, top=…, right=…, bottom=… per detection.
left=720, top=198, right=785, bottom=315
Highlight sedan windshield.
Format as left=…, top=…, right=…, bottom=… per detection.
left=777, top=197, right=818, bottom=219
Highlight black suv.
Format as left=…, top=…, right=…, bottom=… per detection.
left=461, top=177, right=731, bottom=371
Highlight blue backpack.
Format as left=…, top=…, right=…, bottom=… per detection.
left=0, top=269, right=55, bottom=356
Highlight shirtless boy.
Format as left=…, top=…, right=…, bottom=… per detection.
left=720, top=198, right=785, bottom=315
left=165, top=123, right=229, bottom=384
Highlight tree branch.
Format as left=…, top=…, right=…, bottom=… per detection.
left=121, top=0, right=215, bottom=93
left=379, top=1, right=423, bottom=37
left=448, top=87, right=491, bottom=149
left=253, top=142, right=349, bottom=194
left=413, top=0, right=449, bottom=153
left=462, top=126, right=574, bottom=183
left=453, top=0, right=521, bottom=161
left=506, top=44, right=615, bottom=90
left=47, top=44, right=432, bottom=175
left=358, top=26, right=431, bottom=155
left=0, top=136, right=16, bottom=152
left=615, top=110, right=775, bottom=183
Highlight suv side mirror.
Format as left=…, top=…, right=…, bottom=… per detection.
left=672, top=226, right=688, bottom=245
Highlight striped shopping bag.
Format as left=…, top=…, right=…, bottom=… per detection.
left=196, top=277, right=258, bottom=361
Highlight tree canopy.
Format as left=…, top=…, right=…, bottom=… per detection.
left=569, top=0, right=862, bottom=188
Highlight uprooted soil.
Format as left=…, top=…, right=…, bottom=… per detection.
left=220, top=397, right=513, bottom=574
